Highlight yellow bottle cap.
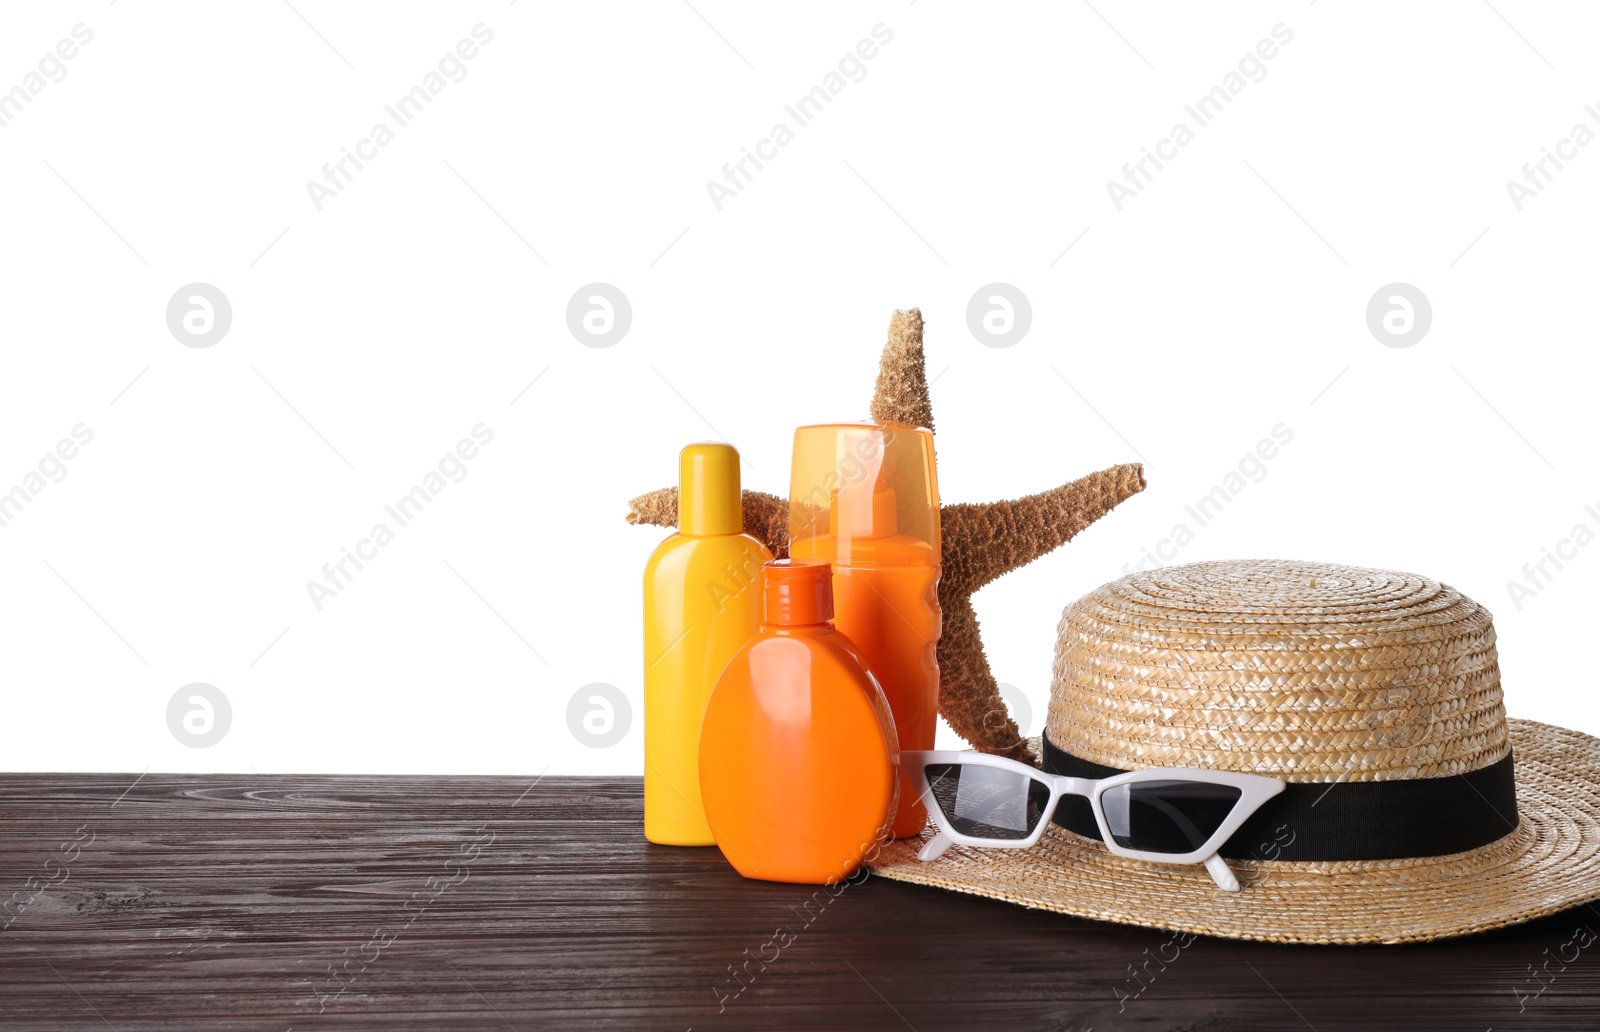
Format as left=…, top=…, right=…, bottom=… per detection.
left=678, top=442, right=743, bottom=536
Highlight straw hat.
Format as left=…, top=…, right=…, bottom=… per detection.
left=870, top=559, right=1600, bottom=944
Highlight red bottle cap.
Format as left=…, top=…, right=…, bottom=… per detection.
left=763, top=559, right=833, bottom=626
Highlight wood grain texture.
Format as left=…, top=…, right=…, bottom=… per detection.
left=2, top=773, right=1599, bottom=1031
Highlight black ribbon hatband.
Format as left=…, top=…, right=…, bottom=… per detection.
left=1042, top=733, right=1520, bottom=862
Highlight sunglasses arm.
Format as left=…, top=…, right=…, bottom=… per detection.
left=1204, top=852, right=1240, bottom=892
left=918, top=830, right=954, bottom=862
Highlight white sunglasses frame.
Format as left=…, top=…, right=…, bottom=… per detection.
left=904, top=750, right=1286, bottom=891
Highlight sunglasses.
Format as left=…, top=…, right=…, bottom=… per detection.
left=903, top=750, right=1285, bottom=891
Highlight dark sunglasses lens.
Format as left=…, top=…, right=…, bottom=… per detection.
left=1100, top=779, right=1243, bottom=854
left=924, top=763, right=1051, bottom=840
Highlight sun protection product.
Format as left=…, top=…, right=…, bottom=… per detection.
left=643, top=443, right=773, bottom=846
left=788, top=422, right=940, bottom=838
left=699, top=559, right=900, bottom=884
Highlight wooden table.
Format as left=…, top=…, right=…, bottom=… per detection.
left=2, top=774, right=1597, bottom=1030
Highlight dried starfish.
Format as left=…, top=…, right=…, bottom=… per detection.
left=626, top=309, right=1145, bottom=763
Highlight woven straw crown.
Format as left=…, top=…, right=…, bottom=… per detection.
left=1046, top=559, right=1510, bottom=783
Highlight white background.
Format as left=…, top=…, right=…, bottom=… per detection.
left=2, top=1, right=1595, bottom=774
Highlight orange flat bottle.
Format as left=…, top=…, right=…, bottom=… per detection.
left=698, top=559, right=899, bottom=885
left=788, top=423, right=941, bottom=838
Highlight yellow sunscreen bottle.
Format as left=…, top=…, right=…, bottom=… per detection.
left=643, top=443, right=773, bottom=845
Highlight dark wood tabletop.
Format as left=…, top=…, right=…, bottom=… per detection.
left=2, top=773, right=1597, bottom=1031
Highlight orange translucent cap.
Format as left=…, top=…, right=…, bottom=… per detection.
left=762, top=558, right=833, bottom=625
left=788, top=423, right=939, bottom=568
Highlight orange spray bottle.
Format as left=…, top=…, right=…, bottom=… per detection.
left=788, top=423, right=941, bottom=838
left=699, top=559, right=899, bottom=884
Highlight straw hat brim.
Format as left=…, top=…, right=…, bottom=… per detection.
left=869, top=718, right=1600, bottom=944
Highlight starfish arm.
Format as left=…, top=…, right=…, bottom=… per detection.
left=623, top=486, right=680, bottom=528
left=936, top=594, right=1037, bottom=764
left=940, top=463, right=1146, bottom=594
left=869, top=308, right=935, bottom=432
left=625, top=487, right=791, bottom=559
